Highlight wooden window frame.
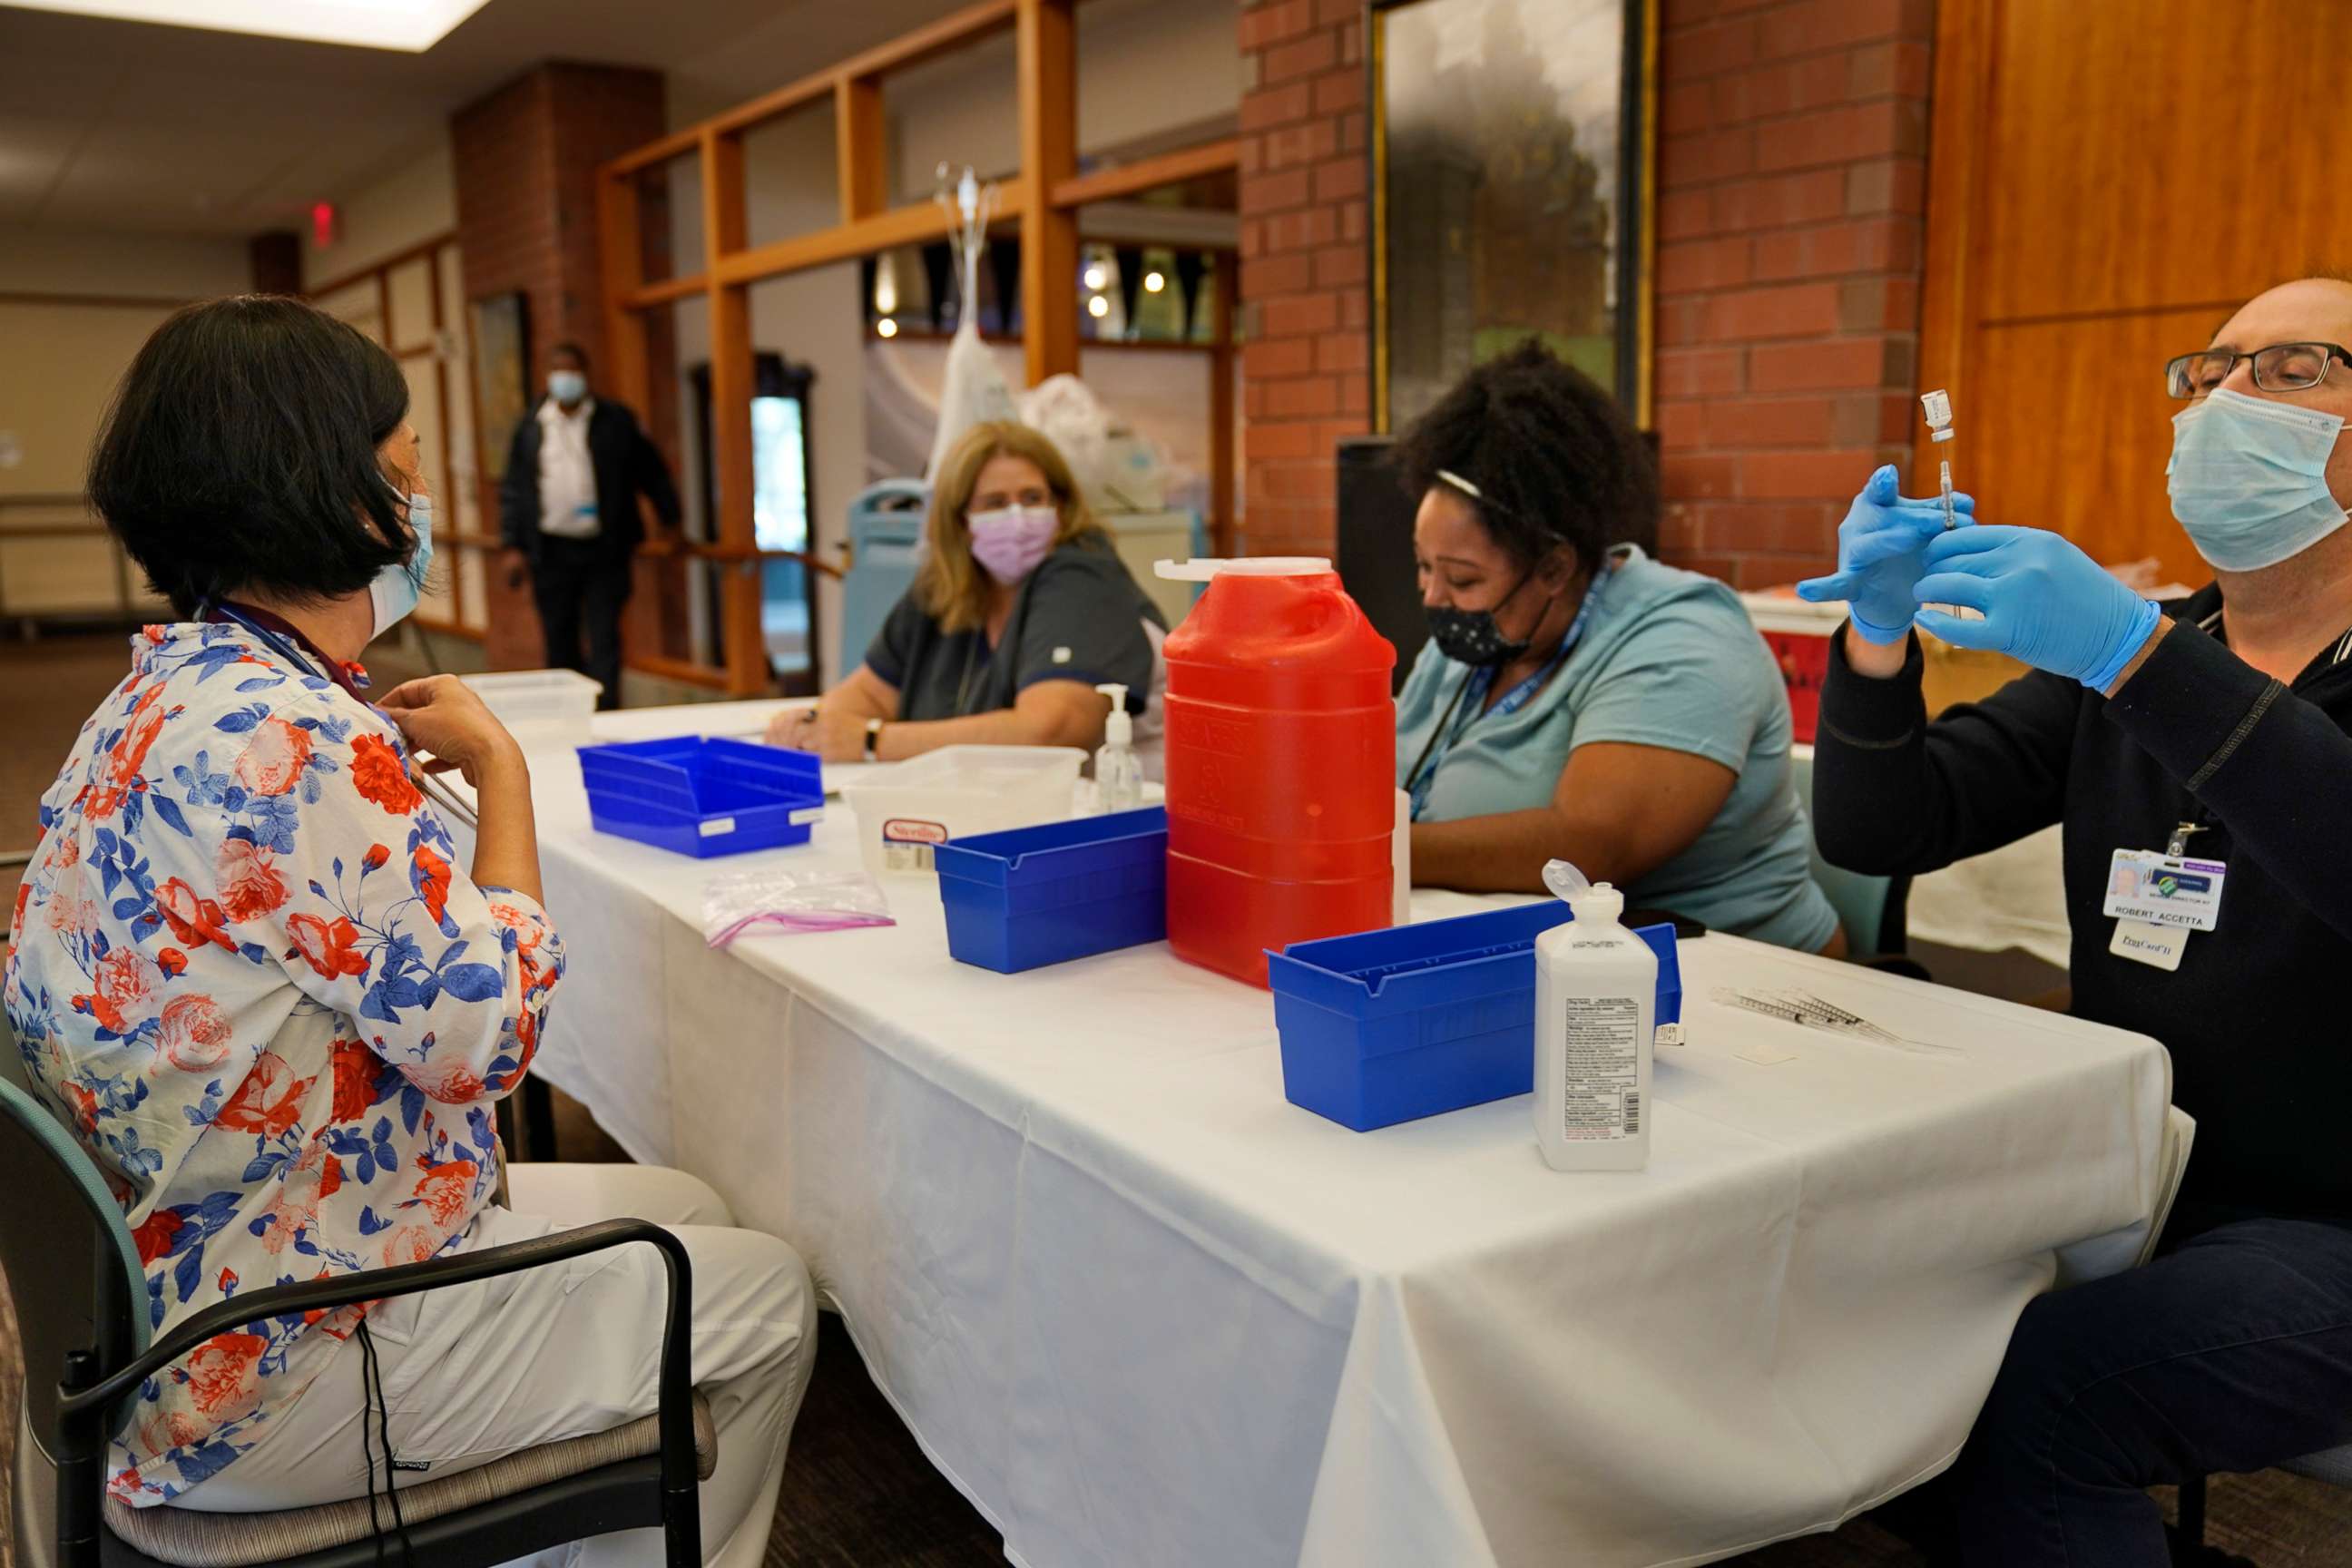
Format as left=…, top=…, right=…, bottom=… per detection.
left=308, top=233, right=478, bottom=642
left=597, top=0, right=1239, bottom=696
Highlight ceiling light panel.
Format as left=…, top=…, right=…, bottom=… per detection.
left=4, top=0, right=495, bottom=53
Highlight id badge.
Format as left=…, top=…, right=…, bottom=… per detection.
left=2109, top=918, right=2188, bottom=971
left=2102, top=849, right=2226, bottom=932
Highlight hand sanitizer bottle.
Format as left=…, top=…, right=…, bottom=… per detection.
left=1093, top=682, right=1142, bottom=812
left=1534, top=859, right=1654, bottom=1171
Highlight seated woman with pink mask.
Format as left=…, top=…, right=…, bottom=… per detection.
left=767, top=421, right=1162, bottom=763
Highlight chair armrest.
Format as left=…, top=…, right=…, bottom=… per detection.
left=56, top=1219, right=701, bottom=1524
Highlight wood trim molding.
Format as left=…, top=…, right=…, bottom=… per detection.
left=605, top=128, right=704, bottom=180
left=710, top=194, right=1025, bottom=286
left=305, top=232, right=459, bottom=301
left=835, top=75, right=888, bottom=224
left=1049, top=139, right=1239, bottom=210
left=630, top=653, right=732, bottom=690
left=622, top=274, right=710, bottom=309
left=0, top=290, right=193, bottom=309
left=1017, top=0, right=1078, bottom=385
left=603, top=0, right=1016, bottom=180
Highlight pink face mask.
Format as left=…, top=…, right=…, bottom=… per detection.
left=966, top=505, right=1059, bottom=584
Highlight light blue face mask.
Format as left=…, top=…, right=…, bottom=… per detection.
left=548, top=369, right=587, bottom=406
left=369, top=491, right=434, bottom=639
left=2167, top=387, right=2350, bottom=572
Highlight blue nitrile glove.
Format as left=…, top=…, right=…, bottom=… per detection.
left=1794, top=466, right=1975, bottom=643
left=1911, top=526, right=2163, bottom=691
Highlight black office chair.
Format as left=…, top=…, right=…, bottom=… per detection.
left=2178, top=1450, right=2352, bottom=1553
left=2, top=1017, right=713, bottom=1568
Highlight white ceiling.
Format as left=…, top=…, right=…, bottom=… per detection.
left=0, top=0, right=974, bottom=238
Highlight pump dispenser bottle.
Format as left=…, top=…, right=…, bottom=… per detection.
left=1533, top=859, right=1654, bottom=1171
left=1093, top=683, right=1142, bottom=812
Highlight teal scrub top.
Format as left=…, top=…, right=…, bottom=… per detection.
left=1396, top=546, right=1838, bottom=953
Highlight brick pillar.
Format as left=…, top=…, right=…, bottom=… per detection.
left=1237, top=0, right=1369, bottom=559
left=452, top=63, right=668, bottom=671
left=1651, top=0, right=1933, bottom=588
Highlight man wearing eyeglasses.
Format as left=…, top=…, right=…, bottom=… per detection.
left=1799, top=277, right=2352, bottom=1565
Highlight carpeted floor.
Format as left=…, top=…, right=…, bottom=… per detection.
left=5, top=631, right=2348, bottom=1567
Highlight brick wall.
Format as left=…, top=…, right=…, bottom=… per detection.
left=1236, top=0, right=1369, bottom=560
left=1652, top=0, right=1933, bottom=586
left=1234, top=0, right=1934, bottom=587
left=451, top=62, right=668, bottom=671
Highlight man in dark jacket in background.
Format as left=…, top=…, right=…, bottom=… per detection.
left=1799, top=277, right=2352, bottom=1566
left=499, top=340, right=680, bottom=709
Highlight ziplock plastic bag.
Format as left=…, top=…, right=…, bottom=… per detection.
left=703, top=868, right=895, bottom=946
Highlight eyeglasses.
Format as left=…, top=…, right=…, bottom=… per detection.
left=2164, top=341, right=2352, bottom=399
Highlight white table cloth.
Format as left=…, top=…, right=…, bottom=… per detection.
left=478, top=703, right=2170, bottom=1568
left=1906, top=828, right=2072, bottom=967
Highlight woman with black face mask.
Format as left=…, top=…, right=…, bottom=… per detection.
left=1394, top=341, right=1845, bottom=955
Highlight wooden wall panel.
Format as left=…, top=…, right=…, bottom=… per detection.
left=1979, top=0, right=2351, bottom=322
left=1923, top=0, right=2352, bottom=586
left=1966, top=307, right=2219, bottom=573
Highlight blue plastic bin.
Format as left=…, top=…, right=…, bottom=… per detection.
left=577, top=737, right=824, bottom=858
left=1267, top=904, right=1683, bottom=1132
left=934, top=808, right=1169, bottom=973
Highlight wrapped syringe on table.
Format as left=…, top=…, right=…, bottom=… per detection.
left=1710, top=985, right=1955, bottom=1054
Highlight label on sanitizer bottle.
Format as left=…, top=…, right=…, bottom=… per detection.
left=1559, top=996, right=1641, bottom=1141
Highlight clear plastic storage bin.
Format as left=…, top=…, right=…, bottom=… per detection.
left=843, top=745, right=1085, bottom=877
left=461, top=670, right=603, bottom=749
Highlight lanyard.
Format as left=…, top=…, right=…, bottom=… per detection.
left=201, top=602, right=373, bottom=702
left=1406, top=565, right=1610, bottom=822
left=950, top=586, right=1030, bottom=717
left=2147, top=606, right=2352, bottom=858
left=952, top=632, right=988, bottom=718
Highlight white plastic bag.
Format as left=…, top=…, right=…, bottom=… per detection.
left=1015, top=373, right=1113, bottom=499
left=702, top=868, right=895, bottom=946
left=926, top=316, right=1018, bottom=482
left=925, top=168, right=1018, bottom=482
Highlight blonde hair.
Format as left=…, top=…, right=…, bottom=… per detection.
left=916, top=421, right=1103, bottom=633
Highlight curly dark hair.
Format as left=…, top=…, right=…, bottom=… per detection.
left=1393, top=339, right=1659, bottom=575
left=88, top=294, right=415, bottom=618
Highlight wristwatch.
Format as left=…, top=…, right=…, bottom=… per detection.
left=864, top=717, right=885, bottom=760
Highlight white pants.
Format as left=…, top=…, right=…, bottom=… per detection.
left=172, top=1164, right=816, bottom=1568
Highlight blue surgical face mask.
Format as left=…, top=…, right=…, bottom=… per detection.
left=548, top=369, right=587, bottom=406
left=2167, top=387, right=2349, bottom=572
left=370, top=491, right=433, bottom=638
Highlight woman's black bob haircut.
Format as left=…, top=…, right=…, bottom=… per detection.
left=1393, top=338, right=1659, bottom=575
left=88, top=293, right=416, bottom=618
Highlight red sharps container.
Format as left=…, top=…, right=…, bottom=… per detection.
left=1154, top=557, right=1396, bottom=987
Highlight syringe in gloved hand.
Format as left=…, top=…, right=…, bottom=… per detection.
left=1920, top=388, right=1957, bottom=530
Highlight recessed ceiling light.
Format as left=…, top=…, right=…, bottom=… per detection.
left=6, top=0, right=495, bottom=52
